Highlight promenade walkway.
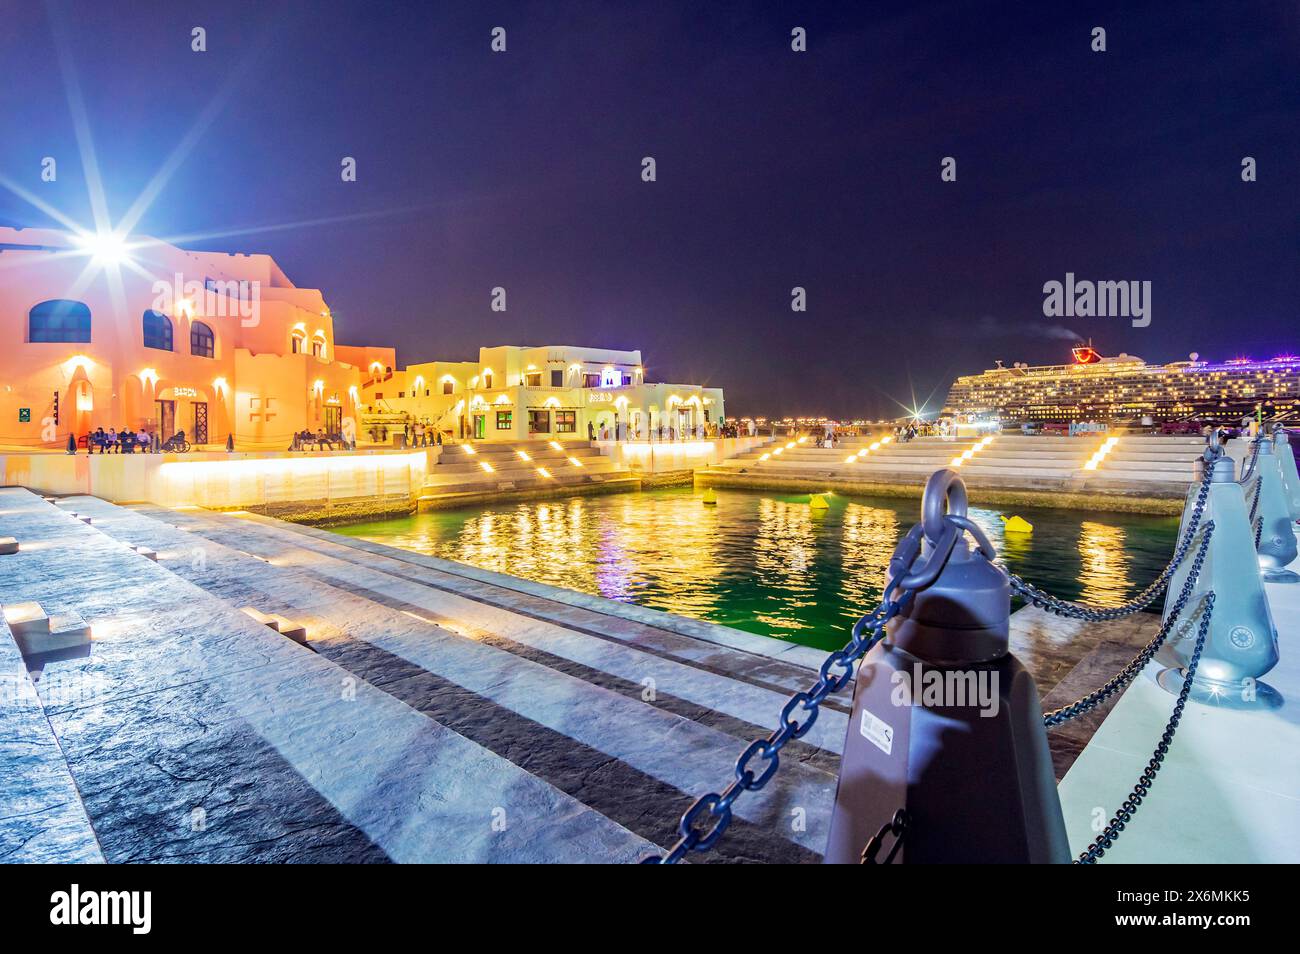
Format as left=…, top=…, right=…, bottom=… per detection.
left=1056, top=525, right=1300, bottom=862
left=1, top=486, right=1156, bottom=862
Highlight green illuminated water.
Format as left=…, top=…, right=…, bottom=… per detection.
left=331, top=487, right=1180, bottom=651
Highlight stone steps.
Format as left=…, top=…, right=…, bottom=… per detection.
left=3, top=488, right=847, bottom=862
left=425, top=457, right=620, bottom=482
left=1, top=601, right=92, bottom=659
left=708, top=435, right=1207, bottom=496
left=0, top=611, right=104, bottom=863
left=0, top=487, right=674, bottom=862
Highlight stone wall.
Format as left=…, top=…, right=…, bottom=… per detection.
left=0, top=448, right=436, bottom=520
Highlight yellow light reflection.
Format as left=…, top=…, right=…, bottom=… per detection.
left=1077, top=521, right=1131, bottom=606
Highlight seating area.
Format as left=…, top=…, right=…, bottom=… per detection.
left=417, top=440, right=638, bottom=508
left=700, top=434, right=1209, bottom=499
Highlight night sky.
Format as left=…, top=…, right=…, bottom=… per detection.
left=2, top=1, right=1296, bottom=419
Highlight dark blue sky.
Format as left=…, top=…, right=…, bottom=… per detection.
left=2, top=1, right=1296, bottom=418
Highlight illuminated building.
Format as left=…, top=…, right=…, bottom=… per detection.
left=943, top=348, right=1300, bottom=424
left=0, top=226, right=361, bottom=450
left=345, top=344, right=725, bottom=442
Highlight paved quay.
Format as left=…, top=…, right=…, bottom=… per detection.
left=0, top=485, right=1233, bottom=863
left=1056, top=529, right=1300, bottom=863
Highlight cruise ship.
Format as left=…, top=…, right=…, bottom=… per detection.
left=943, top=345, right=1300, bottom=424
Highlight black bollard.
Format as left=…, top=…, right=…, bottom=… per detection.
left=825, top=469, right=1070, bottom=863
left=66, top=434, right=76, bottom=455
left=225, top=434, right=234, bottom=453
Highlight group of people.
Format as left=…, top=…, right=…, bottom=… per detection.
left=290, top=429, right=352, bottom=451
left=88, top=426, right=153, bottom=453
left=894, top=423, right=920, bottom=443
left=405, top=421, right=441, bottom=447
left=587, top=420, right=725, bottom=441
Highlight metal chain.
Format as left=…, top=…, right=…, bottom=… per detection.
left=641, top=590, right=914, bottom=864
left=1241, top=436, right=1261, bottom=482
left=1254, top=515, right=1263, bottom=549
left=1075, top=591, right=1216, bottom=864
left=1043, top=522, right=1213, bottom=727
left=1247, top=472, right=1262, bottom=524
left=1005, top=465, right=1213, bottom=621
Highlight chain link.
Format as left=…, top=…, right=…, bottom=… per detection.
left=641, top=590, right=914, bottom=863
left=1075, top=591, right=1217, bottom=864
left=1042, top=522, right=1213, bottom=727
left=642, top=463, right=1224, bottom=864
left=1247, top=471, right=1262, bottom=524
left=1241, top=436, right=1261, bottom=482
left=1005, top=464, right=1213, bottom=622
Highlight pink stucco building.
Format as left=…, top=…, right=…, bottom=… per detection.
left=0, top=226, right=362, bottom=451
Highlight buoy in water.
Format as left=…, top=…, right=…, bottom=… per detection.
left=809, top=493, right=830, bottom=510
left=1001, top=515, right=1033, bottom=534
left=701, top=488, right=717, bottom=506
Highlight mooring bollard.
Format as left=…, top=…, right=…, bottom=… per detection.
left=1157, top=453, right=1280, bottom=706
left=824, top=469, right=1069, bottom=864
left=1274, top=428, right=1300, bottom=522
left=1252, top=439, right=1299, bottom=582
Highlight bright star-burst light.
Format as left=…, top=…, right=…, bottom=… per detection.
left=72, top=230, right=132, bottom=266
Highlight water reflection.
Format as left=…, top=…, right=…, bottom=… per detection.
left=839, top=503, right=898, bottom=623
left=752, top=498, right=818, bottom=632
left=1076, top=521, right=1132, bottom=606
left=332, top=487, right=1178, bottom=651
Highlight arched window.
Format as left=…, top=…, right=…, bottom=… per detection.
left=190, top=321, right=215, bottom=358
left=143, top=310, right=173, bottom=351
left=291, top=332, right=305, bottom=354
left=312, top=336, right=325, bottom=358
left=443, top=380, right=454, bottom=395
left=29, top=299, right=91, bottom=343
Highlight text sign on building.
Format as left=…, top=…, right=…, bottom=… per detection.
left=587, top=392, right=613, bottom=403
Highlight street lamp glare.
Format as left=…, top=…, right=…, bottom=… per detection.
left=74, top=230, right=131, bottom=266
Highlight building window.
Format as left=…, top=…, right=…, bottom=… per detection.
left=398, top=391, right=405, bottom=399
left=190, top=321, right=215, bottom=358
left=291, top=333, right=305, bottom=353
left=312, top=338, right=325, bottom=358
left=555, top=410, right=576, bottom=433
left=28, top=299, right=91, bottom=343
left=528, top=409, right=550, bottom=434
left=600, top=368, right=619, bottom=388
left=483, top=371, right=493, bottom=389
left=142, top=309, right=173, bottom=351
left=496, top=410, right=512, bottom=430
left=622, top=374, right=633, bottom=386
left=583, top=373, right=601, bottom=388
left=443, top=380, right=454, bottom=395
left=525, top=372, right=542, bottom=387
left=551, top=369, right=563, bottom=387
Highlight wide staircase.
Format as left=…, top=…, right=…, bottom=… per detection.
left=419, top=440, right=637, bottom=507
left=0, top=486, right=841, bottom=862
left=702, top=433, right=1207, bottom=498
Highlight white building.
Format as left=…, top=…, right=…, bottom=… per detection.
left=358, top=344, right=724, bottom=443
